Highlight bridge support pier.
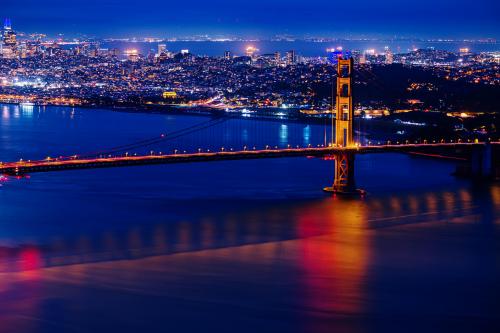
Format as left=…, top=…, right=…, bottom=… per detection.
left=324, top=152, right=364, bottom=195
left=455, top=143, right=496, bottom=180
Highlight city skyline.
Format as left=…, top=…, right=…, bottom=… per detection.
left=2, top=0, right=500, bottom=39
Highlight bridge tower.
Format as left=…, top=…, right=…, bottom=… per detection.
left=324, top=57, right=361, bottom=194
left=334, top=58, right=354, bottom=147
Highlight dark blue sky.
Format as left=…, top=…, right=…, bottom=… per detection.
left=3, top=0, right=499, bottom=38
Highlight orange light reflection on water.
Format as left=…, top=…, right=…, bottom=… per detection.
left=298, top=198, right=370, bottom=316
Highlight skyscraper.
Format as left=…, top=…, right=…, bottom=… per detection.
left=224, top=50, right=231, bottom=60
left=286, top=50, right=296, bottom=65
left=274, top=51, right=281, bottom=63
left=2, top=18, right=17, bottom=58
left=384, top=46, right=393, bottom=64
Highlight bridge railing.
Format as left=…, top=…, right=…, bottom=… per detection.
left=0, top=139, right=495, bottom=170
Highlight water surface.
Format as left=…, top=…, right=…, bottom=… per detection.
left=0, top=104, right=499, bottom=333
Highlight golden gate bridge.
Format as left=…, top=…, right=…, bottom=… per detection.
left=1, top=58, right=498, bottom=193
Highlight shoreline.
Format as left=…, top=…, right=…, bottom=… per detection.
left=3, top=100, right=333, bottom=124
left=2, top=101, right=481, bottom=142
left=2, top=100, right=389, bottom=137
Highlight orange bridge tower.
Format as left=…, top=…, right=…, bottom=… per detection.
left=324, top=57, right=362, bottom=194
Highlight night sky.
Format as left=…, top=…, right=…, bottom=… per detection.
left=2, top=0, right=499, bottom=38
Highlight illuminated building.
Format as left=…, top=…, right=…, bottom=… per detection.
left=384, top=46, right=393, bottom=64
left=88, top=48, right=98, bottom=57
left=2, top=18, right=16, bottom=46
left=109, top=48, right=120, bottom=57
left=2, top=18, right=17, bottom=58
left=224, top=50, right=231, bottom=60
left=359, top=53, right=367, bottom=64
left=327, top=47, right=351, bottom=65
left=19, top=42, right=27, bottom=58
left=351, top=50, right=362, bottom=64
left=124, top=49, right=139, bottom=62
left=286, top=50, right=296, bottom=65
left=157, top=44, right=167, bottom=56
left=162, top=91, right=177, bottom=98
left=459, top=47, right=470, bottom=56
left=365, top=49, right=376, bottom=56
left=245, top=46, right=258, bottom=58
left=274, top=51, right=281, bottom=63
left=180, top=49, right=189, bottom=55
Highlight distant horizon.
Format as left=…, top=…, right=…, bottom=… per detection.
left=3, top=0, right=499, bottom=39
left=5, top=26, right=500, bottom=43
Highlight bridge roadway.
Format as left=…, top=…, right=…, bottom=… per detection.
left=0, top=142, right=486, bottom=175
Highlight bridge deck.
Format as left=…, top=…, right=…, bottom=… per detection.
left=0, top=143, right=486, bottom=175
